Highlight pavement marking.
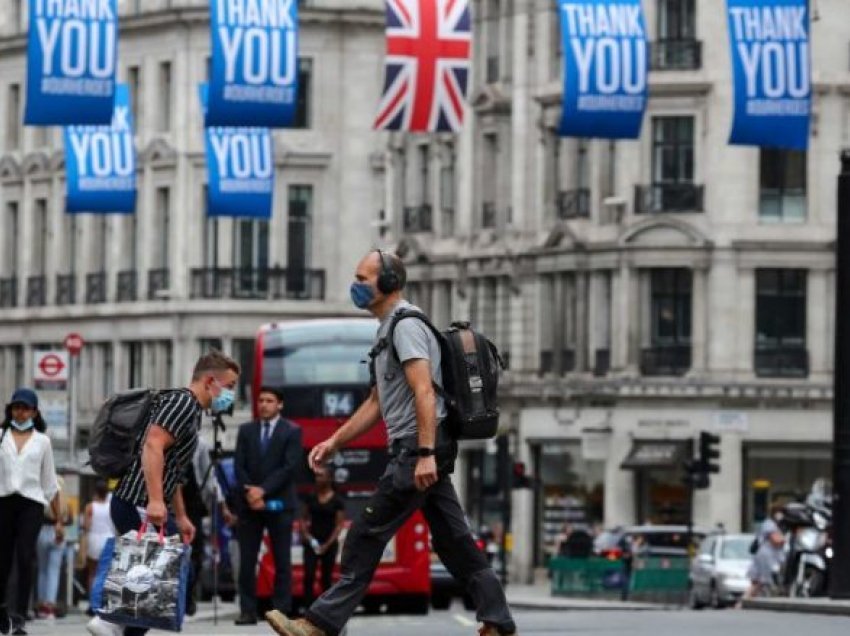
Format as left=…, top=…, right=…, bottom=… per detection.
left=453, top=613, right=476, bottom=627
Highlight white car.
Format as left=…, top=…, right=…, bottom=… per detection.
left=689, top=533, right=754, bottom=609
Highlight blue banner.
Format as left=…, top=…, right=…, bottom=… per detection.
left=558, top=0, right=648, bottom=139
left=200, top=84, right=274, bottom=218
left=25, top=0, right=118, bottom=125
left=64, top=83, right=135, bottom=213
left=206, top=0, right=299, bottom=127
left=727, top=0, right=810, bottom=150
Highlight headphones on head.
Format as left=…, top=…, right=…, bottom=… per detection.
left=375, top=249, right=401, bottom=295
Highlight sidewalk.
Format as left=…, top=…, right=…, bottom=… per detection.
left=742, top=597, right=850, bottom=616
left=505, top=582, right=662, bottom=611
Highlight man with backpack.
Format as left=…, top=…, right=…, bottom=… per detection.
left=265, top=251, right=517, bottom=636
left=86, top=350, right=240, bottom=636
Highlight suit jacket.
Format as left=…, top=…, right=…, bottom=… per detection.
left=234, top=418, right=303, bottom=514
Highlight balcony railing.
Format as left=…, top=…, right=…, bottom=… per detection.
left=482, top=201, right=497, bottom=228
left=0, top=277, right=17, bottom=308
left=754, top=345, right=809, bottom=378
left=640, top=344, right=692, bottom=377
left=635, top=183, right=704, bottom=214
left=593, top=348, right=610, bottom=377
left=402, top=204, right=433, bottom=233
left=116, top=270, right=138, bottom=302
left=86, top=272, right=107, bottom=304
left=148, top=269, right=170, bottom=300
left=650, top=39, right=702, bottom=71
left=556, top=188, right=591, bottom=220
left=190, top=267, right=326, bottom=301
left=539, top=349, right=576, bottom=375
left=26, top=276, right=46, bottom=307
left=56, top=274, right=76, bottom=305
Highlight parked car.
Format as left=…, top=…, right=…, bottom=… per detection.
left=689, top=533, right=754, bottom=609
left=624, top=525, right=709, bottom=558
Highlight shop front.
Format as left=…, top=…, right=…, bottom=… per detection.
left=620, top=440, right=692, bottom=525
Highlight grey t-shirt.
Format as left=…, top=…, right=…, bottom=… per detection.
left=374, top=300, right=447, bottom=441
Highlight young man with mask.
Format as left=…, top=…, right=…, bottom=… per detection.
left=87, top=350, right=240, bottom=636
left=265, top=251, right=517, bottom=636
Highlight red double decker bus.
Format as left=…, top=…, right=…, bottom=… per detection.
left=252, top=318, right=431, bottom=614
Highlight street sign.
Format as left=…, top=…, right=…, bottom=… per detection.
left=34, top=351, right=69, bottom=387
left=64, top=332, right=84, bottom=357
left=33, top=350, right=70, bottom=441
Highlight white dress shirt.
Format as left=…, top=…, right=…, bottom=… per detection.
left=0, top=428, right=60, bottom=506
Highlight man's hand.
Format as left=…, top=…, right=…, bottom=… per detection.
left=146, top=499, right=167, bottom=527
left=176, top=515, right=196, bottom=545
left=414, top=456, right=438, bottom=491
left=54, top=522, right=65, bottom=544
left=249, top=498, right=266, bottom=511
left=245, top=485, right=265, bottom=504
left=222, top=505, right=237, bottom=527
left=309, top=438, right=338, bottom=472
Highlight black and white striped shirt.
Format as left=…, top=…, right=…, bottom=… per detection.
left=114, top=389, right=202, bottom=508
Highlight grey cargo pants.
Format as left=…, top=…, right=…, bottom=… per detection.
left=305, top=443, right=516, bottom=635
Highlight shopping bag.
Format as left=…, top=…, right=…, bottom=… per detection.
left=91, top=524, right=191, bottom=632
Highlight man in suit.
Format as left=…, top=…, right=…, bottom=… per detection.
left=234, top=386, right=303, bottom=625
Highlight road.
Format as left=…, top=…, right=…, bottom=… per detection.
left=17, top=606, right=850, bottom=636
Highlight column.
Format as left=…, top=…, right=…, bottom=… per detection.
left=510, top=0, right=529, bottom=230
left=737, top=270, right=756, bottom=374
left=808, top=269, right=828, bottom=379
left=690, top=268, right=708, bottom=373
left=575, top=271, right=589, bottom=371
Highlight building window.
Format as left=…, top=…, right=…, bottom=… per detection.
left=123, top=215, right=138, bottom=270
left=755, top=269, right=808, bottom=377
left=637, top=116, right=701, bottom=213
left=158, top=61, right=172, bottom=132
left=288, top=185, right=312, bottom=294
left=33, top=199, right=48, bottom=275
left=199, top=338, right=223, bottom=355
left=231, top=338, right=255, bottom=406
left=127, top=65, right=141, bottom=129
left=642, top=268, right=692, bottom=376
left=418, top=144, right=430, bottom=205
left=760, top=150, right=806, bottom=223
left=539, top=274, right=577, bottom=375
left=102, top=343, right=114, bottom=400
left=292, top=58, right=312, bottom=128
left=127, top=341, right=143, bottom=388
left=234, top=220, right=270, bottom=296
left=4, top=202, right=18, bottom=275
left=154, top=187, right=170, bottom=269
left=440, top=147, right=456, bottom=237
left=653, top=0, right=700, bottom=70
left=7, top=83, right=20, bottom=150
left=95, top=216, right=108, bottom=271
left=482, top=132, right=498, bottom=228
left=485, top=0, right=500, bottom=83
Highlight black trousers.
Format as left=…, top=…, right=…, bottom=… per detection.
left=237, top=510, right=293, bottom=616
left=185, top=511, right=205, bottom=606
left=0, top=495, right=43, bottom=620
left=302, top=542, right=338, bottom=607
left=306, top=447, right=516, bottom=636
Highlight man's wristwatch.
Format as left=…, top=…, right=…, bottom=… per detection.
left=416, top=447, right=436, bottom=457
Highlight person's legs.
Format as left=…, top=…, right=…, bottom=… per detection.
left=236, top=513, right=264, bottom=618
left=12, top=498, right=44, bottom=620
left=304, top=476, right=425, bottom=636
left=108, top=497, right=146, bottom=636
left=0, top=496, right=16, bottom=632
left=267, top=513, right=294, bottom=614
left=44, top=539, right=64, bottom=608
left=35, top=527, right=52, bottom=609
left=423, top=479, right=516, bottom=634
left=319, top=545, right=337, bottom=593
left=185, top=513, right=204, bottom=614
left=302, top=545, right=318, bottom=608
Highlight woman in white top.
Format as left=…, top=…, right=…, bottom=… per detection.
left=0, top=388, right=62, bottom=636
left=83, top=479, right=114, bottom=611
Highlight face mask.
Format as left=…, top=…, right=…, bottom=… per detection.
left=210, top=383, right=236, bottom=414
left=350, top=282, right=375, bottom=309
left=10, top=419, right=33, bottom=432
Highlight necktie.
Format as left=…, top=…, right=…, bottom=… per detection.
left=261, top=421, right=271, bottom=452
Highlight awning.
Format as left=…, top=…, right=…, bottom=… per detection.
left=620, top=441, right=686, bottom=470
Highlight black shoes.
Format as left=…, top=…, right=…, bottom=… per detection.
left=185, top=599, right=197, bottom=617
left=0, top=607, right=9, bottom=636
left=235, top=613, right=258, bottom=625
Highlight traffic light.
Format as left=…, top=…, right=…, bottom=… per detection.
left=683, top=459, right=709, bottom=490
left=698, top=431, right=721, bottom=474
left=511, top=461, right=533, bottom=489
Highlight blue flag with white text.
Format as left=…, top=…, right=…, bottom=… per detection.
left=64, top=83, right=135, bottom=213
left=206, top=0, right=299, bottom=127
left=25, top=0, right=118, bottom=125
left=558, top=0, right=648, bottom=139
left=727, top=0, right=810, bottom=150
left=200, top=84, right=274, bottom=218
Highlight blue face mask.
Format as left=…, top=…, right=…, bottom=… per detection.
left=11, top=419, right=33, bottom=432
left=350, top=282, right=375, bottom=309
left=211, top=385, right=236, bottom=414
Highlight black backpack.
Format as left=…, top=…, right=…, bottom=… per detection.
left=370, top=309, right=506, bottom=440
left=88, top=388, right=164, bottom=479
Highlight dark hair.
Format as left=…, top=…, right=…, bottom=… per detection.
left=2, top=405, right=47, bottom=433
left=192, top=349, right=241, bottom=380
left=257, top=386, right=283, bottom=403
left=384, top=251, right=407, bottom=290
left=94, top=479, right=109, bottom=499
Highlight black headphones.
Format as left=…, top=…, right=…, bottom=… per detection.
left=375, top=249, right=401, bottom=295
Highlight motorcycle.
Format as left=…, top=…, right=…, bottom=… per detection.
left=781, top=484, right=832, bottom=598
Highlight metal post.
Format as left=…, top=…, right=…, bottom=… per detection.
left=69, top=355, right=78, bottom=463
left=497, top=434, right=510, bottom=586
left=832, top=150, right=850, bottom=598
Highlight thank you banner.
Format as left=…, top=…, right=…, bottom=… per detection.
left=64, top=83, right=135, bottom=213
left=727, top=0, right=810, bottom=150
left=201, top=84, right=274, bottom=218
left=558, top=0, right=648, bottom=139
left=206, top=0, right=299, bottom=127
left=25, top=0, right=118, bottom=125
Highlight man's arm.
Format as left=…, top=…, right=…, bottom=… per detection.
left=403, top=358, right=439, bottom=491
left=172, top=486, right=196, bottom=544
left=142, top=425, right=174, bottom=524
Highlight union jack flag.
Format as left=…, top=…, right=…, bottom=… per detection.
left=374, top=0, right=472, bottom=133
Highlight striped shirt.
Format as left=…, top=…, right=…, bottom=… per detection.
left=114, top=389, right=202, bottom=508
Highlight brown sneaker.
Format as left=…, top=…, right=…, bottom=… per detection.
left=265, top=611, right=327, bottom=636
left=478, top=625, right=517, bottom=636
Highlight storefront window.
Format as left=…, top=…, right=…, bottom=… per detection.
left=532, top=442, right=604, bottom=566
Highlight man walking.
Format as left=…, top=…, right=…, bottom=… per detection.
left=234, top=387, right=303, bottom=625
left=266, top=251, right=517, bottom=636
left=86, top=350, right=240, bottom=636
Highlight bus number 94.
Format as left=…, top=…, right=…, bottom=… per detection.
left=323, top=391, right=354, bottom=417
